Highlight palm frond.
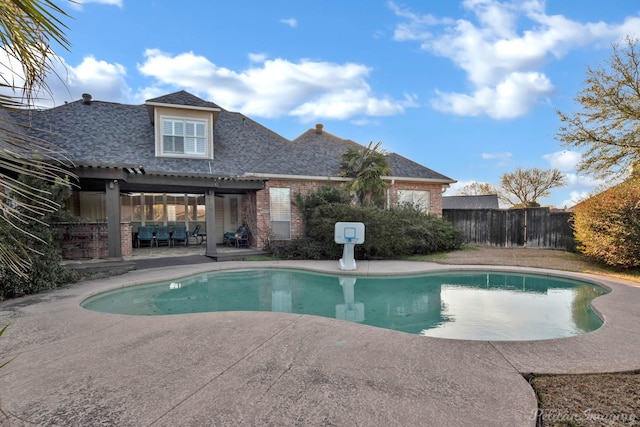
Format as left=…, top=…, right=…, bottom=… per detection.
left=0, top=0, right=74, bottom=277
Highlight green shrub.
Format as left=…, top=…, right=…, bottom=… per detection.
left=0, top=221, right=78, bottom=300
left=295, top=185, right=350, bottom=223
left=273, top=188, right=463, bottom=260
left=0, top=173, right=79, bottom=300
left=572, top=177, right=640, bottom=269
left=269, top=238, right=329, bottom=260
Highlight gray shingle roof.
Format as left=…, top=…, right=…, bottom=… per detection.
left=146, top=90, right=222, bottom=109
left=11, top=91, right=454, bottom=182
left=442, top=195, right=500, bottom=209
left=256, top=128, right=454, bottom=181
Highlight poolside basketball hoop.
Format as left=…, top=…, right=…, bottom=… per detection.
left=334, top=222, right=365, bottom=271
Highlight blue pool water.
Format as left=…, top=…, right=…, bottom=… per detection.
left=81, top=269, right=606, bottom=341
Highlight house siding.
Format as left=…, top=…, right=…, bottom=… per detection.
left=153, top=106, right=215, bottom=160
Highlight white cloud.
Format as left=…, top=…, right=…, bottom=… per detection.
left=71, top=0, right=123, bottom=9
left=0, top=47, right=29, bottom=100
left=248, top=52, right=268, bottom=63
left=133, top=86, right=165, bottom=103
left=401, top=92, right=419, bottom=108
left=564, top=173, right=604, bottom=189
left=542, top=150, right=613, bottom=203
left=542, top=151, right=609, bottom=207
left=561, top=191, right=591, bottom=208
left=542, top=150, right=581, bottom=172
left=554, top=173, right=606, bottom=208
left=351, top=118, right=380, bottom=126
left=137, top=49, right=410, bottom=121
left=390, top=0, right=640, bottom=119
left=290, top=90, right=404, bottom=121
left=432, top=72, right=553, bottom=119
left=481, top=151, right=512, bottom=165
left=388, top=1, right=441, bottom=41
left=45, top=55, right=130, bottom=106
left=445, top=180, right=476, bottom=195
left=532, top=149, right=609, bottom=206
left=0, top=50, right=130, bottom=108
left=280, top=18, right=298, bottom=28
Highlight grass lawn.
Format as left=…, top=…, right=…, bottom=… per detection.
left=408, top=245, right=640, bottom=285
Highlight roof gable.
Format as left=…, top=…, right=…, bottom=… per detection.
left=145, top=90, right=221, bottom=109
left=145, top=91, right=221, bottom=124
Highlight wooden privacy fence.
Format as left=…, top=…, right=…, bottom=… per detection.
left=442, top=208, right=574, bottom=249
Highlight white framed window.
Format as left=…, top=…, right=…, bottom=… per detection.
left=398, top=190, right=430, bottom=213
left=162, top=118, right=206, bottom=155
left=270, top=188, right=291, bottom=240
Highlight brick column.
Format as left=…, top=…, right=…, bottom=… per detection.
left=120, top=223, right=132, bottom=257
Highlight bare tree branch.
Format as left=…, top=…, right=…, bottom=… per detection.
left=499, top=167, right=567, bottom=208
left=557, top=37, right=640, bottom=181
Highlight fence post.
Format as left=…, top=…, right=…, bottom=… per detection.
left=523, top=208, right=527, bottom=248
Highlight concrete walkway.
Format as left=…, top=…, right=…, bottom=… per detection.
left=1, top=261, right=639, bottom=426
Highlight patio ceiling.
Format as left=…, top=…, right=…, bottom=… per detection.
left=72, top=165, right=267, bottom=193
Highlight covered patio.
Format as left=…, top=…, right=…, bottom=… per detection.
left=65, top=164, right=268, bottom=260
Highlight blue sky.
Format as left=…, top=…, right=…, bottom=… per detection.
left=33, top=0, right=640, bottom=207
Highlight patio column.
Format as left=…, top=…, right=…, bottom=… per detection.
left=105, top=179, right=122, bottom=259
left=205, top=189, right=218, bottom=258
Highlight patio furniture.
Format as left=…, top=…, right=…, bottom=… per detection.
left=171, top=226, right=188, bottom=246
left=188, top=225, right=205, bottom=245
left=136, top=226, right=154, bottom=248
left=155, top=226, right=171, bottom=247
left=223, top=224, right=249, bottom=248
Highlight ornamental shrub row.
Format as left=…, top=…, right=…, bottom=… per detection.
left=572, top=177, right=640, bottom=269
left=270, top=188, right=463, bottom=260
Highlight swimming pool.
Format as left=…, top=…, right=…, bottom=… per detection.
left=82, top=269, right=606, bottom=341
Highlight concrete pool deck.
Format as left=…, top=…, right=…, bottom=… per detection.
left=1, top=260, right=639, bottom=426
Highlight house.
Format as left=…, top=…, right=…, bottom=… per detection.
left=10, top=91, right=455, bottom=259
left=442, top=194, right=500, bottom=210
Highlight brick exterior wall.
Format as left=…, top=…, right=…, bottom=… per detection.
left=53, top=222, right=108, bottom=260
left=54, top=222, right=133, bottom=260
left=255, top=179, right=343, bottom=248
left=120, top=223, right=132, bottom=257
left=387, top=181, right=444, bottom=216
left=254, top=178, right=445, bottom=249
left=255, top=187, right=270, bottom=249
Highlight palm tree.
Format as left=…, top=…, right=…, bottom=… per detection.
left=0, top=0, right=72, bottom=276
left=339, top=141, right=392, bottom=207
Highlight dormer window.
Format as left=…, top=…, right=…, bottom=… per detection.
left=162, top=118, right=206, bottom=155
left=147, top=94, right=219, bottom=160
